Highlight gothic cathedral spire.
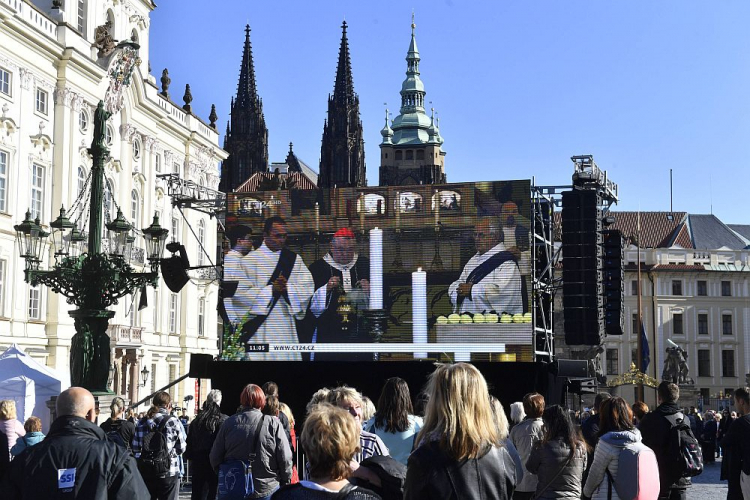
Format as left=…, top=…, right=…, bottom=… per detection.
left=219, top=25, right=269, bottom=193
left=318, top=21, right=366, bottom=189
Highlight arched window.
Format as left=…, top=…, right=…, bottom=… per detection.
left=130, top=189, right=139, bottom=223
left=77, top=166, right=87, bottom=198
left=197, top=219, right=205, bottom=265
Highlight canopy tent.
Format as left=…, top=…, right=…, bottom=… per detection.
left=0, top=344, right=69, bottom=432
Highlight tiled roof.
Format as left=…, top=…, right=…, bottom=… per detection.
left=728, top=225, right=750, bottom=246
left=606, top=211, right=689, bottom=248
left=687, top=215, right=750, bottom=250
left=234, top=171, right=318, bottom=193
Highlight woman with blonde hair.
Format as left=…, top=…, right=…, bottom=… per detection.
left=404, top=363, right=516, bottom=499
left=0, top=400, right=25, bottom=455
left=272, top=404, right=379, bottom=499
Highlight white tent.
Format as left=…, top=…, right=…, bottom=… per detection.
left=0, top=344, right=69, bottom=432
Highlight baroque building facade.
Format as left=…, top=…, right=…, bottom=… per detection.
left=0, top=0, right=226, bottom=412
left=379, top=21, right=446, bottom=187
left=558, top=212, right=750, bottom=408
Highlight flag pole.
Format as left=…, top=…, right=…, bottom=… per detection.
left=636, top=210, right=644, bottom=402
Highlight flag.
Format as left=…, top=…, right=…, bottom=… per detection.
left=138, top=286, right=148, bottom=311
left=640, top=320, right=650, bottom=373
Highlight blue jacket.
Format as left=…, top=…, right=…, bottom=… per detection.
left=10, top=432, right=45, bottom=456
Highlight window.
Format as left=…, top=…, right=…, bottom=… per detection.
left=722, top=281, right=732, bottom=297
left=0, top=67, right=10, bottom=96
left=173, top=162, right=180, bottom=175
left=130, top=190, right=139, bottom=223
left=77, top=166, right=87, bottom=198
left=722, top=314, right=733, bottom=335
left=698, top=350, right=711, bottom=377
left=698, top=313, right=709, bottom=335
left=198, top=298, right=205, bottom=337
left=35, top=88, right=48, bottom=115
left=673, top=313, right=683, bottom=335
left=132, top=139, right=141, bottom=160
left=168, top=364, right=176, bottom=400
left=0, top=260, right=5, bottom=317
left=28, top=286, right=40, bottom=320
left=77, top=0, right=85, bottom=34
left=198, top=220, right=205, bottom=265
left=0, top=150, right=7, bottom=212
left=30, top=164, right=44, bottom=219
left=79, top=109, right=88, bottom=132
left=171, top=217, right=179, bottom=242
left=632, top=312, right=639, bottom=335
left=697, top=280, right=707, bottom=296
left=155, top=154, right=161, bottom=173
left=606, top=348, right=619, bottom=375
left=150, top=362, right=157, bottom=394
left=672, top=280, right=682, bottom=296
left=169, top=293, right=178, bottom=333
left=631, top=280, right=638, bottom=296
left=722, top=350, right=736, bottom=377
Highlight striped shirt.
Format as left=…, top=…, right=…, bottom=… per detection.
left=132, top=409, right=186, bottom=477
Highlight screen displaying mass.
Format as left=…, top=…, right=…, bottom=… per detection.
left=220, top=180, right=533, bottom=362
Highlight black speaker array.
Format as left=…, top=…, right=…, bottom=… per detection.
left=562, top=190, right=604, bottom=345
left=603, top=229, right=625, bottom=336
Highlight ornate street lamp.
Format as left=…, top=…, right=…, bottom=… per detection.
left=14, top=41, right=164, bottom=394
left=140, top=364, right=150, bottom=387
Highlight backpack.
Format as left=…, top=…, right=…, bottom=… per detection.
left=106, top=420, right=129, bottom=450
left=665, top=412, right=703, bottom=479
left=604, top=441, right=660, bottom=500
left=136, top=416, right=172, bottom=479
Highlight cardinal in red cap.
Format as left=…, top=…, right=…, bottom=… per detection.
left=306, top=226, right=372, bottom=361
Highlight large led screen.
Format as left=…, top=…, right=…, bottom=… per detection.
left=220, top=180, right=533, bottom=362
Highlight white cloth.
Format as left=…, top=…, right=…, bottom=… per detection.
left=448, top=242, right=522, bottom=315
left=231, top=243, right=314, bottom=361
left=223, top=249, right=245, bottom=324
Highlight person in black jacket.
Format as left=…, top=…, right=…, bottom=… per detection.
left=186, top=390, right=228, bottom=500
left=2, top=387, right=149, bottom=499
left=0, top=428, right=9, bottom=482
left=263, top=381, right=293, bottom=449
left=721, top=387, right=750, bottom=499
left=100, top=396, right=135, bottom=452
left=639, top=381, right=691, bottom=500
left=701, top=410, right=719, bottom=464
left=404, top=363, right=516, bottom=499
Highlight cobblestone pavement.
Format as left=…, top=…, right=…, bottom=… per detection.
left=177, top=460, right=731, bottom=499
left=691, top=458, right=728, bottom=500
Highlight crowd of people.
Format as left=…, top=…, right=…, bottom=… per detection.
left=2, top=367, right=750, bottom=499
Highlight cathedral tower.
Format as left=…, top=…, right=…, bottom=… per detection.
left=379, top=18, right=446, bottom=186
left=219, top=25, right=269, bottom=193
left=318, top=21, right=367, bottom=188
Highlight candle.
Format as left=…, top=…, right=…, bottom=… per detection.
left=369, top=227, right=383, bottom=309
left=314, top=202, right=320, bottom=234
left=395, top=192, right=401, bottom=230
left=412, top=267, right=428, bottom=358
left=434, top=191, right=440, bottom=227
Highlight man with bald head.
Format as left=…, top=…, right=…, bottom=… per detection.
left=3, top=387, right=148, bottom=499
left=449, top=218, right=523, bottom=315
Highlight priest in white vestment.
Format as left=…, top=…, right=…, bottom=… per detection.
left=223, top=225, right=254, bottom=325
left=231, top=217, right=314, bottom=361
left=449, top=218, right=523, bottom=315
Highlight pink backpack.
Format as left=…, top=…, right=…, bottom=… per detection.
left=605, top=441, right=660, bottom=500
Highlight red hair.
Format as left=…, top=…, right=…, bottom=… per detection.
left=240, top=384, right=266, bottom=410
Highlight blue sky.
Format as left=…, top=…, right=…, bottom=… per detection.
left=149, top=1, right=750, bottom=224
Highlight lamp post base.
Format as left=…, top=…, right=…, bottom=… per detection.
left=69, top=309, right=116, bottom=393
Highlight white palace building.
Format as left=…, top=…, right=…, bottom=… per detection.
left=0, top=0, right=226, bottom=410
